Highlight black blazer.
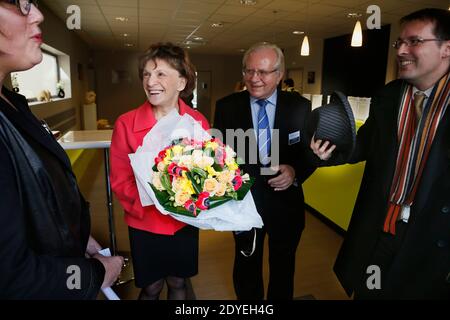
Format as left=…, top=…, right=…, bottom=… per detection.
left=0, top=87, right=104, bottom=299
left=334, top=80, right=450, bottom=299
left=214, top=89, right=315, bottom=230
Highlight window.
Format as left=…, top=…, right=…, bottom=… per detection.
left=10, top=44, right=71, bottom=104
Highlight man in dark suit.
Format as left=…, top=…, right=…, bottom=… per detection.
left=214, top=42, right=315, bottom=299
left=312, top=8, right=450, bottom=299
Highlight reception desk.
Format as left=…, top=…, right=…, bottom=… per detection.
left=303, top=120, right=365, bottom=231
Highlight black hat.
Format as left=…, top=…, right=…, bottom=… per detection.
left=307, top=91, right=356, bottom=161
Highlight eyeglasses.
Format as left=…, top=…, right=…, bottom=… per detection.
left=3, top=0, right=38, bottom=16
left=242, top=69, right=279, bottom=78
left=392, top=37, right=444, bottom=49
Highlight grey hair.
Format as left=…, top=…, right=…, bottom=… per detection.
left=242, top=42, right=285, bottom=73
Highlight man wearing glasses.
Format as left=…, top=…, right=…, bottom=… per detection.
left=312, top=8, right=450, bottom=299
left=214, top=42, right=315, bottom=299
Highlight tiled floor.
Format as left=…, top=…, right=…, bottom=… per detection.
left=78, top=150, right=349, bottom=300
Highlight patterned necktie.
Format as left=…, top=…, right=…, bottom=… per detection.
left=256, top=99, right=271, bottom=165
left=414, top=91, right=426, bottom=122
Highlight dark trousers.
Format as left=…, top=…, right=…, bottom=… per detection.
left=232, top=215, right=303, bottom=300
left=354, top=221, right=409, bottom=299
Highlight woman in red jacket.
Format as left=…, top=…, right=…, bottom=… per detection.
left=110, top=43, right=209, bottom=300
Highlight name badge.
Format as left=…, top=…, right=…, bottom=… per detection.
left=288, top=131, right=300, bottom=145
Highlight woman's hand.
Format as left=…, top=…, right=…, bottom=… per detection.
left=86, top=235, right=102, bottom=257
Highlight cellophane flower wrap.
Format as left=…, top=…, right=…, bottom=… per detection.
left=128, top=109, right=263, bottom=231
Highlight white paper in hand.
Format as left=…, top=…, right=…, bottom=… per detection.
left=97, top=248, right=120, bottom=300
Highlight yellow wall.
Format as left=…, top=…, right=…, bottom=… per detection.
left=65, top=149, right=97, bottom=182
left=303, top=120, right=365, bottom=231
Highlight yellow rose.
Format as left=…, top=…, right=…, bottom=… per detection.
left=172, top=145, right=183, bottom=156
left=217, top=170, right=234, bottom=184
left=205, top=141, right=219, bottom=151
left=174, top=191, right=191, bottom=207
left=152, top=172, right=165, bottom=191
left=203, top=178, right=218, bottom=194
left=172, top=177, right=194, bottom=194
left=215, top=182, right=227, bottom=197
left=157, top=161, right=166, bottom=172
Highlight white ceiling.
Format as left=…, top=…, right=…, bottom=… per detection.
left=42, top=0, right=449, bottom=54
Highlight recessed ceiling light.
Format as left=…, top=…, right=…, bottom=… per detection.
left=211, top=22, right=224, bottom=28
left=193, top=36, right=203, bottom=41
left=124, top=43, right=133, bottom=47
left=347, top=13, right=362, bottom=18
left=123, top=33, right=130, bottom=37
left=240, top=0, right=257, bottom=5
left=115, top=16, right=129, bottom=22
left=293, top=30, right=304, bottom=35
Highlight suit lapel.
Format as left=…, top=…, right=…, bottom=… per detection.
left=238, top=91, right=253, bottom=131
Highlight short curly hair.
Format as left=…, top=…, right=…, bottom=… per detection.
left=138, top=43, right=196, bottom=98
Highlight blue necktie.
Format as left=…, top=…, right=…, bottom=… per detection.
left=256, top=99, right=271, bottom=165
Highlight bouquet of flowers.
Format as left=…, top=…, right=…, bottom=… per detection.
left=150, top=137, right=254, bottom=217
left=128, top=109, right=263, bottom=231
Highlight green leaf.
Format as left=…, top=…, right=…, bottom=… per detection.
left=185, top=171, right=202, bottom=194
left=160, top=173, right=174, bottom=195
left=236, top=177, right=255, bottom=200
left=149, top=183, right=171, bottom=204
left=213, top=163, right=224, bottom=172
left=208, top=196, right=233, bottom=209
left=191, top=167, right=207, bottom=178
left=203, top=147, right=214, bottom=158
left=163, top=205, right=200, bottom=218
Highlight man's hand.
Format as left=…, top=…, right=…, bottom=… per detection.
left=268, top=164, right=295, bottom=191
left=310, top=136, right=336, bottom=161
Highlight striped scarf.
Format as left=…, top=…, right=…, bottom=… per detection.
left=384, top=73, right=450, bottom=234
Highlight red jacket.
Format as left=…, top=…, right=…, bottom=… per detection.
left=110, top=99, right=210, bottom=235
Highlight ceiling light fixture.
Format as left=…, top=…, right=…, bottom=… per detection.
left=240, top=0, right=257, bottom=5
left=300, top=35, right=310, bottom=56
left=193, top=36, right=203, bottom=41
left=351, top=20, right=363, bottom=47
left=300, top=0, right=310, bottom=56
left=123, top=33, right=129, bottom=37
left=347, top=13, right=362, bottom=18
left=211, top=22, right=224, bottom=28
left=124, top=43, right=133, bottom=47
left=293, top=30, right=304, bottom=35
left=115, top=17, right=129, bottom=22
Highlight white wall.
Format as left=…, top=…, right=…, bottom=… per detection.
left=283, top=37, right=324, bottom=95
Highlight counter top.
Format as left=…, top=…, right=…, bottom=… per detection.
left=58, top=130, right=112, bottom=150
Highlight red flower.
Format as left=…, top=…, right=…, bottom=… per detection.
left=195, top=192, right=210, bottom=210
left=232, top=175, right=243, bottom=191
left=168, top=163, right=187, bottom=177
left=184, top=200, right=197, bottom=216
